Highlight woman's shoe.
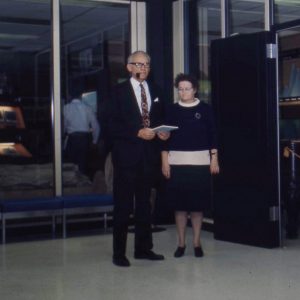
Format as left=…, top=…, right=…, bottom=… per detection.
left=174, top=246, right=186, bottom=258
left=194, top=246, right=204, bottom=257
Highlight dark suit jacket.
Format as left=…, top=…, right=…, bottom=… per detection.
left=108, top=79, right=165, bottom=168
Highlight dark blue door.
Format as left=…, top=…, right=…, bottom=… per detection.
left=211, top=31, right=280, bottom=248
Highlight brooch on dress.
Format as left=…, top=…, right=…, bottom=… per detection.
left=195, top=112, right=201, bottom=119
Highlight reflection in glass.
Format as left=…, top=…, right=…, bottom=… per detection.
left=187, top=0, right=221, bottom=102
left=229, top=0, right=264, bottom=35
left=61, top=0, right=130, bottom=195
left=0, top=0, right=52, bottom=199
left=275, top=0, right=300, bottom=24
left=279, top=29, right=300, bottom=101
left=279, top=28, right=300, bottom=141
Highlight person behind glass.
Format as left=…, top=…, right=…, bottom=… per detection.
left=63, top=87, right=100, bottom=175
left=161, top=73, right=219, bottom=258
left=108, top=50, right=169, bottom=267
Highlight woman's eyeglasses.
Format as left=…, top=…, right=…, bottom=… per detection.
left=178, top=87, right=194, bottom=92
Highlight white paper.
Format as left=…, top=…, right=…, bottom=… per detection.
left=151, top=125, right=179, bottom=132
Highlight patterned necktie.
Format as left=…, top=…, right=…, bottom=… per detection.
left=140, top=83, right=150, bottom=128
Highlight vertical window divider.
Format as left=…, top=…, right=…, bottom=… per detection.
left=130, top=1, right=146, bottom=52
left=172, top=0, right=185, bottom=101
left=52, top=0, right=62, bottom=197
left=265, top=0, right=274, bottom=31
left=221, top=0, right=229, bottom=38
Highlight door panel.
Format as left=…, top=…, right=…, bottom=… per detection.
left=211, top=31, right=280, bottom=248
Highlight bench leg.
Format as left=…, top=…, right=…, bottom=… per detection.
left=2, top=216, right=6, bottom=244
left=104, top=213, right=107, bottom=232
left=51, top=215, right=56, bottom=237
left=63, top=211, right=67, bottom=239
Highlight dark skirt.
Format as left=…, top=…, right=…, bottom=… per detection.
left=166, top=165, right=211, bottom=212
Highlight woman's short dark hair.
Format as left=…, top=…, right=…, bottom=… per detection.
left=174, top=73, right=199, bottom=91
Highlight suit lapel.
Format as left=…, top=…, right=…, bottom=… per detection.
left=126, top=80, right=143, bottom=123
left=148, top=82, right=158, bottom=120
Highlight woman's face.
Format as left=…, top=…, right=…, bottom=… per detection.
left=177, top=80, right=196, bottom=103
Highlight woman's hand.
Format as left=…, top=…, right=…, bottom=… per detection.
left=157, top=131, right=170, bottom=141
left=161, top=151, right=170, bottom=179
left=162, top=161, right=170, bottom=179
left=210, top=155, right=220, bottom=174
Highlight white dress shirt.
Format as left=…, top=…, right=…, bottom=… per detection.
left=63, top=98, right=100, bottom=144
left=130, top=77, right=152, bottom=113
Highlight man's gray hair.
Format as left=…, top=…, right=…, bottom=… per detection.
left=127, top=51, right=151, bottom=64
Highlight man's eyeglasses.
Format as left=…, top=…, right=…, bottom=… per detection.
left=178, top=87, right=194, bottom=92
left=129, top=62, right=150, bottom=69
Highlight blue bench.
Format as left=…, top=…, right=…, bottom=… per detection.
left=0, top=193, right=114, bottom=243
left=0, top=197, right=63, bottom=244
left=60, top=194, right=114, bottom=238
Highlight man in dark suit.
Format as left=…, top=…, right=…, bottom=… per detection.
left=108, top=51, right=169, bottom=267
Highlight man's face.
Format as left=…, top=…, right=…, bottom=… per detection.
left=127, top=53, right=150, bottom=82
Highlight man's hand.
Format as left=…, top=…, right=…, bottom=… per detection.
left=138, top=128, right=155, bottom=140
left=157, top=131, right=170, bottom=141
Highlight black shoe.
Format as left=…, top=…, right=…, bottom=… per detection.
left=134, top=250, right=165, bottom=260
left=113, top=256, right=131, bottom=267
left=194, top=247, right=204, bottom=257
left=174, top=246, right=186, bottom=258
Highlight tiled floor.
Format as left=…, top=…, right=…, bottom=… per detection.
left=0, top=226, right=300, bottom=300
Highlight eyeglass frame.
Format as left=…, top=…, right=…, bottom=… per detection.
left=177, top=87, right=194, bottom=92
left=128, top=62, right=151, bottom=69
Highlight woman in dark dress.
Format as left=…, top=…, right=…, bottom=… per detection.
left=162, top=73, right=219, bottom=258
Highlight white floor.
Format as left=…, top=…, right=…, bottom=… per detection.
left=0, top=226, right=300, bottom=300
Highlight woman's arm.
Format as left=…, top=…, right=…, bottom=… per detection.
left=161, top=151, right=170, bottom=179
left=210, top=149, right=220, bottom=174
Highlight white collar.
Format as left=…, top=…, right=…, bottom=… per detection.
left=130, top=77, right=146, bottom=89
left=178, top=98, right=200, bottom=107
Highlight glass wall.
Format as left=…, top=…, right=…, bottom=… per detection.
left=0, top=0, right=131, bottom=200
left=0, top=0, right=52, bottom=199
left=278, top=27, right=300, bottom=139
left=60, top=0, right=130, bottom=195
left=185, top=0, right=221, bottom=103
left=183, top=0, right=300, bottom=103
left=275, top=0, right=300, bottom=24
left=229, top=0, right=264, bottom=34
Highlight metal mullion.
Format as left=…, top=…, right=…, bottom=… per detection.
left=130, top=1, right=146, bottom=52
left=52, top=0, right=62, bottom=197
left=221, top=0, right=229, bottom=38
left=265, top=0, right=275, bottom=31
